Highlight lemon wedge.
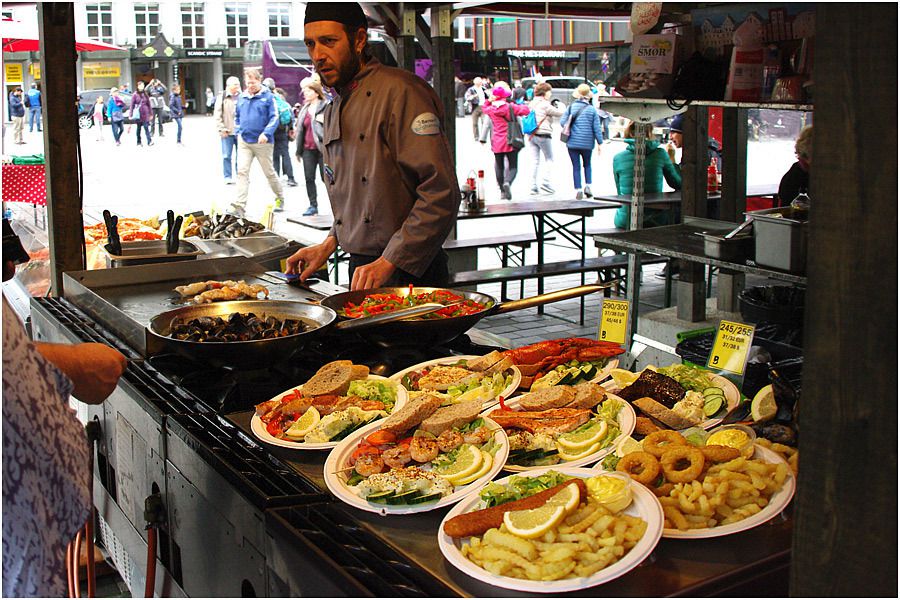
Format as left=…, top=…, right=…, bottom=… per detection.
left=433, top=444, right=482, bottom=482
left=556, top=441, right=602, bottom=462
left=609, top=368, right=640, bottom=388
left=545, top=482, right=581, bottom=515
left=503, top=503, right=566, bottom=539
left=751, top=384, right=777, bottom=422
left=615, top=436, right=643, bottom=458
left=284, top=407, right=320, bottom=439
left=448, top=450, right=493, bottom=486
left=556, top=420, right=608, bottom=452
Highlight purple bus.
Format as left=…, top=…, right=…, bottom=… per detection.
left=244, top=39, right=314, bottom=105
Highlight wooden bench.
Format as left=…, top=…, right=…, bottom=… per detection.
left=444, top=232, right=544, bottom=300
left=449, top=253, right=669, bottom=323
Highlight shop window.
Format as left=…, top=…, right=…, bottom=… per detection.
left=225, top=2, right=249, bottom=49
left=85, top=3, right=114, bottom=44
left=267, top=2, right=291, bottom=38
left=134, top=3, right=160, bottom=47
left=181, top=2, right=205, bottom=48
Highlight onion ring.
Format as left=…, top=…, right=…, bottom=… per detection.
left=643, top=430, right=688, bottom=458
left=652, top=482, right=675, bottom=497
left=700, top=444, right=741, bottom=463
left=660, top=447, right=705, bottom=483
left=616, top=451, right=660, bottom=486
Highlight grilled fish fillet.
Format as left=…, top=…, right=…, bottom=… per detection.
left=489, top=408, right=591, bottom=435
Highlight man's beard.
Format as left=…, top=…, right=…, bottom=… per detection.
left=333, top=50, right=362, bottom=90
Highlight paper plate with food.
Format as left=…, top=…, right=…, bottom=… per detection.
left=605, top=364, right=740, bottom=432
left=483, top=383, right=635, bottom=471
left=598, top=425, right=795, bottom=539
left=324, top=396, right=509, bottom=514
left=252, top=360, right=407, bottom=450
left=502, top=338, right=624, bottom=392
left=391, top=352, right=521, bottom=409
left=438, top=467, right=663, bottom=593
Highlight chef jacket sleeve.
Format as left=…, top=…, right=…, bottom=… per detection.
left=380, top=86, right=459, bottom=277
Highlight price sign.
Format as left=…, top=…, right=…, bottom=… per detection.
left=599, top=299, right=629, bottom=344
left=707, top=320, right=755, bottom=375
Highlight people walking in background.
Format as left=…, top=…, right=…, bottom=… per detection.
left=263, top=78, right=298, bottom=204
left=147, top=78, right=167, bottom=137
left=214, top=76, right=241, bottom=185
left=482, top=84, right=531, bottom=200
left=169, top=83, right=184, bottom=145
left=92, top=96, right=105, bottom=141
left=454, top=76, right=467, bottom=118
left=231, top=67, right=283, bottom=218
left=560, top=83, right=604, bottom=199
left=612, top=121, right=682, bottom=229
left=527, top=82, right=565, bottom=195
left=512, top=80, right=527, bottom=104
left=130, top=81, right=153, bottom=146
left=26, top=83, right=41, bottom=132
left=294, top=76, right=328, bottom=216
left=8, top=87, right=25, bottom=144
left=205, top=87, right=215, bottom=116
left=595, top=83, right=612, bottom=142
left=465, top=77, right=487, bottom=142
left=106, top=88, right=126, bottom=146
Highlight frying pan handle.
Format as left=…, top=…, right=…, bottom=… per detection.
left=334, top=302, right=460, bottom=331
left=492, top=283, right=617, bottom=315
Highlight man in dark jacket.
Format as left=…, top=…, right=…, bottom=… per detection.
left=8, top=88, right=25, bottom=144
left=147, top=78, right=167, bottom=137
left=26, top=83, right=41, bottom=132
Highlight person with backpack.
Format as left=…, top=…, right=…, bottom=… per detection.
left=465, top=77, right=488, bottom=142
left=25, top=83, right=41, bottom=132
left=526, top=82, right=565, bottom=195
left=146, top=78, right=167, bottom=137
left=560, top=83, right=604, bottom=199
left=482, top=85, right=531, bottom=200
left=106, top=88, right=126, bottom=146
left=263, top=79, right=298, bottom=201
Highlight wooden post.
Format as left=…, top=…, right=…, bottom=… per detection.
left=676, top=104, right=708, bottom=320
left=430, top=3, right=455, bottom=161
left=39, top=3, right=84, bottom=295
left=396, top=4, right=417, bottom=73
left=790, top=4, right=897, bottom=596
left=720, top=106, right=747, bottom=222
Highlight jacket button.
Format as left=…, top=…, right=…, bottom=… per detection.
left=364, top=216, right=371, bottom=223
left=359, top=133, right=365, bottom=141
left=336, top=219, right=342, bottom=225
left=361, top=176, right=367, bottom=183
left=366, top=91, right=372, bottom=97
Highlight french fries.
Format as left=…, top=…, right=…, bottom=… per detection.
left=756, top=438, right=799, bottom=474
left=658, top=457, right=790, bottom=530
left=460, top=499, right=647, bottom=582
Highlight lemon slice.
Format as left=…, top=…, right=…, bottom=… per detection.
left=449, top=450, right=493, bottom=486
left=751, top=384, right=777, bottom=422
left=433, top=444, right=482, bottom=481
left=503, top=503, right=566, bottom=539
left=609, top=368, right=640, bottom=388
left=545, top=482, right=581, bottom=514
left=556, top=441, right=602, bottom=462
left=284, top=407, right=320, bottom=439
left=556, top=420, right=608, bottom=451
left=615, top=436, right=643, bottom=458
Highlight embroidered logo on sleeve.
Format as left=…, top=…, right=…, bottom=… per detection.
left=410, top=112, right=440, bottom=135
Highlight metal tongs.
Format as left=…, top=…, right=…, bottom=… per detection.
left=102, top=209, right=121, bottom=256
left=166, top=209, right=183, bottom=254
left=723, top=217, right=754, bottom=239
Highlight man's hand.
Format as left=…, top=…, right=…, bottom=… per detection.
left=351, top=257, right=396, bottom=291
left=35, top=342, right=127, bottom=404
left=220, top=131, right=228, bottom=138
left=285, top=237, right=337, bottom=281
left=257, top=133, right=268, bottom=144
left=666, top=142, right=677, bottom=163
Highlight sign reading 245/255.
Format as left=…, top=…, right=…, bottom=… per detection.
left=707, top=320, right=755, bottom=375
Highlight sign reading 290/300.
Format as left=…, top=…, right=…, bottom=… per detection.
left=707, top=319, right=755, bottom=375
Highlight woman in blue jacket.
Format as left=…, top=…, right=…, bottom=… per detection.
left=560, top=84, right=604, bottom=199
left=105, top=88, right=126, bottom=146
left=169, top=83, right=184, bottom=145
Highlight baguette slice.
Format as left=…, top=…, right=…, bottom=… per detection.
left=632, top=396, right=699, bottom=430
left=567, top=382, right=607, bottom=410
left=517, top=386, right=576, bottom=411
left=466, top=351, right=504, bottom=372
left=350, top=365, right=370, bottom=381
left=485, top=356, right=514, bottom=375
left=303, top=361, right=354, bottom=397
left=419, top=399, right=484, bottom=436
left=380, top=395, right=443, bottom=434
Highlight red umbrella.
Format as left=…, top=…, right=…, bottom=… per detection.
left=2, top=17, right=125, bottom=52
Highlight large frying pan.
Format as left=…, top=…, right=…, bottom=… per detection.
left=147, top=299, right=451, bottom=369
left=319, top=283, right=611, bottom=347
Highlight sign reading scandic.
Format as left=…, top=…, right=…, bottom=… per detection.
left=184, top=49, right=224, bottom=57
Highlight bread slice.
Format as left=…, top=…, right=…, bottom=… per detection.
left=303, top=361, right=354, bottom=396
left=566, top=383, right=607, bottom=410
left=380, top=395, right=443, bottom=434
left=466, top=351, right=504, bottom=372
left=485, top=356, right=514, bottom=375
left=419, top=399, right=484, bottom=436
left=518, top=387, right=576, bottom=411
left=350, top=365, right=370, bottom=381
left=632, top=396, right=698, bottom=430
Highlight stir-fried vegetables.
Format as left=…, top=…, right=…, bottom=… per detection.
left=342, top=287, right=491, bottom=319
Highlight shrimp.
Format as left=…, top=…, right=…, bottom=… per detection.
left=382, top=445, right=412, bottom=469
left=437, top=429, right=464, bottom=453
left=354, top=454, right=384, bottom=477
left=409, top=436, right=439, bottom=463
left=463, top=426, right=492, bottom=446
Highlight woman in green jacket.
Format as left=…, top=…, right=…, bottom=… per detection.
left=612, top=122, right=682, bottom=229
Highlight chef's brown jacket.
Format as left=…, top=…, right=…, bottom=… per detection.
left=322, top=58, right=459, bottom=277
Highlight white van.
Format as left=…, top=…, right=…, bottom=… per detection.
left=520, top=76, right=598, bottom=107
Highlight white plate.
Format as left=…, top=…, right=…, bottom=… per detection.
left=390, top=355, right=522, bottom=409
left=250, top=375, right=407, bottom=451
left=324, top=417, right=509, bottom=515
left=662, top=444, right=795, bottom=539
left=483, top=392, right=636, bottom=472
left=438, top=467, right=664, bottom=593
left=602, top=369, right=741, bottom=430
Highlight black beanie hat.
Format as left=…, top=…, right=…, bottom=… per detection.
left=304, top=2, right=367, bottom=30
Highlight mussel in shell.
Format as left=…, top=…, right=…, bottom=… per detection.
left=168, top=312, right=310, bottom=342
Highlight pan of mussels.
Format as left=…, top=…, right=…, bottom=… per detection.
left=147, top=299, right=455, bottom=369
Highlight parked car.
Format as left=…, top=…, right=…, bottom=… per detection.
left=77, top=88, right=173, bottom=129
left=520, top=76, right=598, bottom=107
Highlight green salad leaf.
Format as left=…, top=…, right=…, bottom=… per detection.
left=479, top=471, right=574, bottom=508
left=347, top=380, right=397, bottom=411
left=657, top=364, right=713, bottom=393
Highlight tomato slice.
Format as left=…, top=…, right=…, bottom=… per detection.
left=365, top=429, right=397, bottom=445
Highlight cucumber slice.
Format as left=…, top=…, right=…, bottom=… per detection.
left=581, top=365, right=598, bottom=380
left=386, top=491, right=420, bottom=505
left=703, top=396, right=725, bottom=416
left=407, top=492, right=443, bottom=505
left=702, top=387, right=725, bottom=397
left=366, top=491, right=395, bottom=503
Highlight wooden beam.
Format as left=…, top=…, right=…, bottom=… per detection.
left=415, top=12, right=432, bottom=58
left=39, top=3, right=83, bottom=295
left=790, top=3, right=897, bottom=596
left=430, top=3, right=455, bottom=163
left=720, top=107, right=747, bottom=222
